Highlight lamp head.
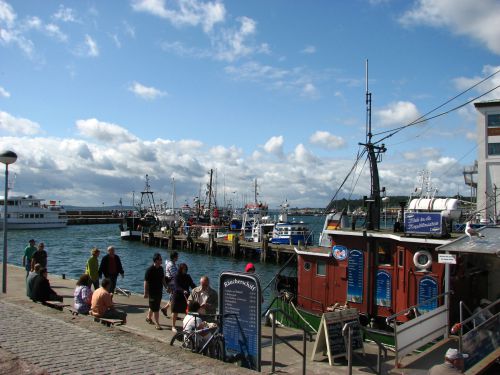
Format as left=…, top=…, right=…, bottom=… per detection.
left=0, top=151, right=17, bottom=165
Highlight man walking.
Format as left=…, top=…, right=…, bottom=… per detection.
left=144, top=253, right=168, bottom=330
left=86, top=248, right=100, bottom=290
left=98, top=246, right=124, bottom=293
left=22, top=239, right=37, bottom=277
left=31, top=242, right=47, bottom=270
left=188, top=275, right=218, bottom=316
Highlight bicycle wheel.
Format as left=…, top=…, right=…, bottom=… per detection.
left=170, top=332, right=196, bottom=352
left=212, top=335, right=225, bottom=361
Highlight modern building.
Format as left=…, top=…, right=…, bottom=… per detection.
left=474, top=99, right=500, bottom=223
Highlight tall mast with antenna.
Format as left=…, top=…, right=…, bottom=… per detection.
left=359, top=60, right=386, bottom=230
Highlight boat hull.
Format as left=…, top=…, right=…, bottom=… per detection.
left=120, top=230, right=142, bottom=241
left=0, top=221, right=67, bottom=230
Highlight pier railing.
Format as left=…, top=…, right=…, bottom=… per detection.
left=343, top=322, right=388, bottom=375
left=264, top=307, right=313, bottom=375
left=386, top=290, right=452, bottom=367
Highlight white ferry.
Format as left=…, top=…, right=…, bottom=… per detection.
left=0, top=195, right=68, bottom=229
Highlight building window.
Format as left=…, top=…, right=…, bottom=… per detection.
left=316, top=261, right=326, bottom=276
left=488, top=114, right=500, bottom=128
left=488, top=143, right=500, bottom=155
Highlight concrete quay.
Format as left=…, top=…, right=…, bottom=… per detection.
left=0, top=264, right=401, bottom=374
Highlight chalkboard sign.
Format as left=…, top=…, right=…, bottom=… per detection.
left=375, top=270, right=392, bottom=307
left=418, top=276, right=438, bottom=313
left=347, top=250, right=364, bottom=303
left=219, top=272, right=261, bottom=371
left=311, top=308, right=364, bottom=365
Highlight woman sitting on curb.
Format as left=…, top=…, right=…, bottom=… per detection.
left=74, top=274, right=93, bottom=314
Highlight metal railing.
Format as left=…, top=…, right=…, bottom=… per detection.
left=456, top=297, right=500, bottom=353
left=343, top=323, right=388, bottom=375
left=385, top=290, right=452, bottom=325
left=265, top=307, right=313, bottom=375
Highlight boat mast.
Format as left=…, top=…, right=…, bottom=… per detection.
left=208, top=169, right=213, bottom=223
left=359, top=60, right=386, bottom=230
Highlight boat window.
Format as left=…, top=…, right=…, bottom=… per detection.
left=30, top=214, right=35, bottom=219
left=376, top=242, right=392, bottom=265
left=398, top=248, right=404, bottom=267
left=304, top=262, right=311, bottom=271
left=40, top=214, right=44, bottom=218
left=316, top=261, right=326, bottom=276
left=18, top=213, right=24, bottom=219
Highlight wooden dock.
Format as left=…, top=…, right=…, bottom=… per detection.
left=141, top=231, right=297, bottom=263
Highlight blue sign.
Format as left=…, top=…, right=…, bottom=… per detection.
left=404, top=212, right=442, bottom=235
left=375, top=270, right=392, bottom=307
left=418, top=276, right=438, bottom=313
left=332, top=245, right=349, bottom=261
left=347, top=250, right=364, bottom=303
left=220, top=272, right=261, bottom=371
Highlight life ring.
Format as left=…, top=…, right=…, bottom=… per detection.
left=413, top=250, right=432, bottom=270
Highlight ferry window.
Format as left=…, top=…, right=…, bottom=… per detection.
left=18, top=214, right=24, bottom=219
left=316, top=261, right=326, bottom=276
left=376, top=242, right=392, bottom=265
left=304, top=262, right=311, bottom=271
left=488, top=143, right=500, bottom=155
left=487, top=114, right=500, bottom=127
left=40, top=214, right=44, bottom=218
left=30, top=214, right=35, bottom=219
left=398, top=249, right=404, bottom=267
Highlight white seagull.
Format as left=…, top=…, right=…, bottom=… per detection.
left=465, top=221, right=485, bottom=240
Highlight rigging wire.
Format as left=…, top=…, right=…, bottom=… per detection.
left=374, top=83, right=500, bottom=145
left=324, top=148, right=367, bottom=213
left=373, top=67, right=500, bottom=138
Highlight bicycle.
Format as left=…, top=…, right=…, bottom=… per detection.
left=170, top=313, right=240, bottom=363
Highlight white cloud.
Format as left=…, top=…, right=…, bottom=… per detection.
left=290, top=143, right=317, bottom=164
left=263, top=135, right=284, bottom=156
left=310, top=131, right=346, bottom=150
left=301, top=82, right=319, bottom=99
left=375, top=101, right=421, bottom=127
left=123, top=21, right=136, bottom=38
left=128, top=82, right=167, bottom=100
left=466, top=132, right=477, bottom=141
left=53, top=5, right=78, bottom=23
left=0, top=110, right=41, bottom=135
left=0, top=0, right=16, bottom=27
left=0, top=85, right=10, bottom=98
left=84, top=35, right=99, bottom=57
left=399, top=0, right=500, bottom=55
left=131, top=0, right=225, bottom=32
left=403, top=147, right=440, bottom=161
left=301, top=45, right=316, bottom=54
left=76, top=118, right=137, bottom=143
left=45, top=23, right=68, bottom=42
left=213, top=16, right=257, bottom=62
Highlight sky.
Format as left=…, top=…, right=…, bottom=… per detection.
left=1, top=0, right=500, bottom=209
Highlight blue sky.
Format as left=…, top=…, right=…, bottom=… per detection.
left=1, top=0, right=499, bottom=208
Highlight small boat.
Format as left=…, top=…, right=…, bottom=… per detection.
left=270, top=201, right=313, bottom=245
left=0, top=195, right=67, bottom=229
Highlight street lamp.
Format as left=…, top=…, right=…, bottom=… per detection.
left=1, top=150, right=17, bottom=294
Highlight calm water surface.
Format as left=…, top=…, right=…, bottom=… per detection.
left=4, top=216, right=326, bottom=305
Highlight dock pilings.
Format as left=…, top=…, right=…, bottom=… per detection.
left=141, top=231, right=296, bottom=264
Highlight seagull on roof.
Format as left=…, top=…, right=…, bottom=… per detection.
left=465, top=221, right=484, bottom=240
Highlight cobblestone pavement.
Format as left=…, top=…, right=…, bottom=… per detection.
left=0, top=300, right=246, bottom=375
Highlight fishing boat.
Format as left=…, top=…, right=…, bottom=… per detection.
left=270, top=201, right=313, bottom=245
left=269, top=64, right=497, bottom=353
left=120, top=175, right=159, bottom=240
left=0, top=195, right=67, bottom=229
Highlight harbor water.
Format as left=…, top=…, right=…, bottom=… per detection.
left=4, top=215, right=326, bottom=306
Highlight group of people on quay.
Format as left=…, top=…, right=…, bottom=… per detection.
left=22, top=239, right=226, bottom=334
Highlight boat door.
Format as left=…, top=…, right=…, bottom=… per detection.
left=311, top=259, right=328, bottom=312
left=373, top=241, right=395, bottom=318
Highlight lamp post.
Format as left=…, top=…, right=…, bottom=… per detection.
left=1, top=150, right=17, bottom=294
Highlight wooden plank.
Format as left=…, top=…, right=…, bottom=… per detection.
left=92, top=317, right=123, bottom=326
